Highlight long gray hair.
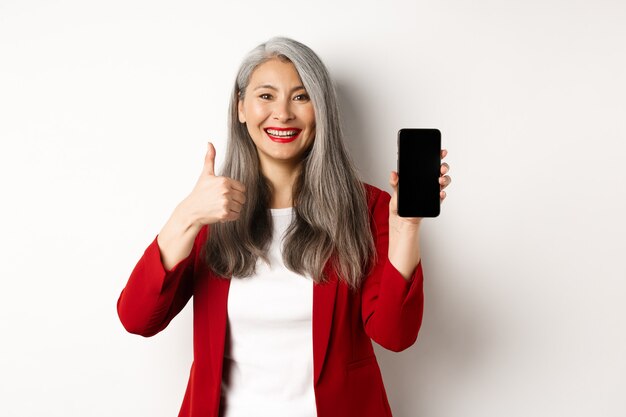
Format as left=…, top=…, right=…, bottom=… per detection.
left=202, top=37, right=376, bottom=291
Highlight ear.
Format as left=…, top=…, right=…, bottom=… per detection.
left=237, top=93, right=246, bottom=123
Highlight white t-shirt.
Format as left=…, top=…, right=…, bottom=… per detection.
left=220, top=207, right=317, bottom=417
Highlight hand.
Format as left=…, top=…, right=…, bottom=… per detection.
left=388, top=148, right=451, bottom=226
left=181, top=142, right=247, bottom=227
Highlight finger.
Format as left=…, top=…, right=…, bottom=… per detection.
left=389, top=171, right=398, bottom=213
left=229, top=189, right=247, bottom=205
left=223, top=207, right=242, bottom=222
left=440, top=190, right=447, bottom=202
left=228, top=179, right=247, bottom=193
left=439, top=175, right=451, bottom=189
left=389, top=170, right=399, bottom=193
left=220, top=215, right=239, bottom=223
left=226, top=200, right=243, bottom=214
left=440, top=162, right=450, bottom=175
left=441, top=149, right=448, bottom=159
left=203, top=142, right=216, bottom=176
left=218, top=202, right=243, bottom=223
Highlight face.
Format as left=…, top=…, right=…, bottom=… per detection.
left=238, top=58, right=316, bottom=170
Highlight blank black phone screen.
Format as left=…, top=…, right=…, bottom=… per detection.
left=397, top=128, right=441, bottom=217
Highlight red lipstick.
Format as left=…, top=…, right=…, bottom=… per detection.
left=264, top=127, right=302, bottom=143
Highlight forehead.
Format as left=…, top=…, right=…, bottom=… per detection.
left=248, top=58, right=304, bottom=88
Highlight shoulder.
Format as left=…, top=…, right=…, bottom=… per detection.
left=362, top=182, right=391, bottom=212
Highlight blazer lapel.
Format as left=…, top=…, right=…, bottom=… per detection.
left=204, top=274, right=231, bottom=393
left=312, top=262, right=339, bottom=386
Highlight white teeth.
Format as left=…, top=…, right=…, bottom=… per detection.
left=266, top=129, right=299, bottom=137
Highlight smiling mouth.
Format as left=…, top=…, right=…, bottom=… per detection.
left=264, top=127, right=302, bottom=143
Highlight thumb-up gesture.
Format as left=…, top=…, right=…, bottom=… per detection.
left=184, top=142, right=247, bottom=226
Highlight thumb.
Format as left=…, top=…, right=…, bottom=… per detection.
left=389, top=170, right=399, bottom=194
left=204, top=141, right=216, bottom=176
left=389, top=171, right=398, bottom=213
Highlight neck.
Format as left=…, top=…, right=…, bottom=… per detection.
left=260, top=159, right=301, bottom=209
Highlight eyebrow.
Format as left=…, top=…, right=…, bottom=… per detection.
left=253, top=84, right=306, bottom=93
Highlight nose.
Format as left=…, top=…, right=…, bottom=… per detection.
left=272, top=98, right=295, bottom=122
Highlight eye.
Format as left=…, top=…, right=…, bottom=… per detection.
left=294, top=93, right=310, bottom=101
left=259, top=93, right=272, bottom=100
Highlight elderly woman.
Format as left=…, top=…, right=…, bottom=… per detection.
left=117, top=36, right=451, bottom=417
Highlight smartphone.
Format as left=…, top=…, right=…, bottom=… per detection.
left=397, top=128, right=441, bottom=217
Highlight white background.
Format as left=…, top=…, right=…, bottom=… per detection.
left=1, top=1, right=625, bottom=416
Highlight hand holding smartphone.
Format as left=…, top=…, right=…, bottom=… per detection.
left=397, top=128, right=441, bottom=217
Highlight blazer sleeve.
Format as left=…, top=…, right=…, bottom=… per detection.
left=361, top=188, right=425, bottom=352
left=116, top=226, right=207, bottom=337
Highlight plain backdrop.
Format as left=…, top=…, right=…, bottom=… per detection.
left=1, top=0, right=625, bottom=416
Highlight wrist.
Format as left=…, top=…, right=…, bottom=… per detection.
left=391, top=223, right=421, bottom=244
left=388, top=223, right=421, bottom=281
left=175, top=199, right=203, bottom=232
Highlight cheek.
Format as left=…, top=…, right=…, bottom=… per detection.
left=248, top=102, right=270, bottom=122
left=240, top=100, right=269, bottom=125
left=303, top=107, right=316, bottom=129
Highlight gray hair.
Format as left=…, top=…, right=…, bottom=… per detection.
left=202, top=36, right=376, bottom=290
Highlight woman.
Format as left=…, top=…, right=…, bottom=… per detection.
left=117, top=37, right=451, bottom=417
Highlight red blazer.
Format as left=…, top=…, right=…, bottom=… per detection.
left=117, top=183, right=424, bottom=417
